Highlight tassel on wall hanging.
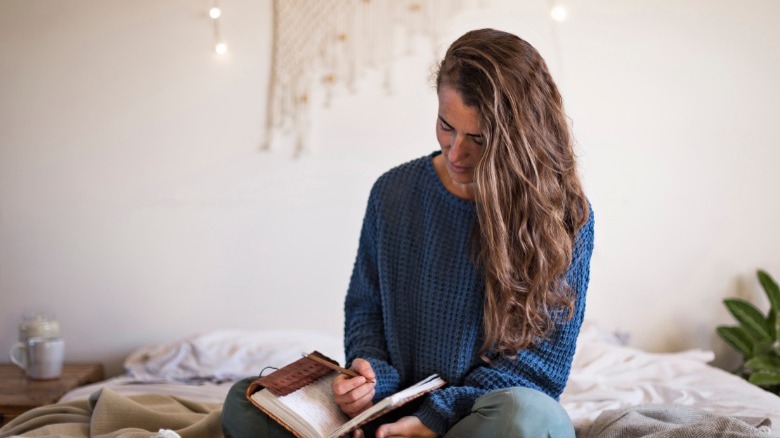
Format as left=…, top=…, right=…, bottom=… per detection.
left=263, top=0, right=489, bottom=156
left=263, top=0, right=570, bottom=156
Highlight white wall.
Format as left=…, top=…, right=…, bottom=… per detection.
left=1, top=0, right=778, bottom=376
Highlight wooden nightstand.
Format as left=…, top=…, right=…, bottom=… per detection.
left=0, top=362, right=104, bottom=426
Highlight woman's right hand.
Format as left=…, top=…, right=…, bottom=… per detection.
left=332, top=358, right=376, bottom=417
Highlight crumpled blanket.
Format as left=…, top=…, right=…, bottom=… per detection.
left=0, top=387, right=222, bottom=438
left=124, top=329, right=343, bottom=383
left=580, top=404, right=773, bottom=438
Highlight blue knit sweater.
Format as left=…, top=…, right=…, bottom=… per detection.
left=344, top=152, right=595, bottom=435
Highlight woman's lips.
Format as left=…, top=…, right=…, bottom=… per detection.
left=448, top=160, right=470, bottom=174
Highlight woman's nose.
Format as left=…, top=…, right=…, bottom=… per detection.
left=449, top=133, right=470, bottom=161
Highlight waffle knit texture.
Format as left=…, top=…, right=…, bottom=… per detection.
left=344, top=152, right=595, bottom=435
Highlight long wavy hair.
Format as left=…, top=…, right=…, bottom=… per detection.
left=436, top=29, right=590, bottom=359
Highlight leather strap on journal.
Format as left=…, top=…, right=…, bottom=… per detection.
left=246, top=351, right=339, bottom=397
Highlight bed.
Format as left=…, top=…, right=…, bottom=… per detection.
left=1, top=322, right=778, bottom=437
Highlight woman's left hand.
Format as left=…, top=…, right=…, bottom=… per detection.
left=375, top=416, right=437, bottom=438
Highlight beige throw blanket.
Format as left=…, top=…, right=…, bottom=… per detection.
left=580, top=404, right=773, bottom=438
left=0, top=388, right=223, bottom=438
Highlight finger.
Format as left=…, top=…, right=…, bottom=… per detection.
left=351, top=359, right=376, bottom=381
left=332, top=374, right=368, bottom=396
left=334, top=386, right=374, bottom=409
left=375, top=424, right=396, bottom=438
left=353, top=429, right=364, bottom=438
left=339, top=387, right=375, bottom=416
left=378, top=416, right=431, bottom=438
left=376, top=419, right=407, bottom=438
left=334, top=381, right=374, bottom=405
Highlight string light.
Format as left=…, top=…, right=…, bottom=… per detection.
left=210, top=1, right=227, bottom=55
left=550, top=5, right=567, bottom=22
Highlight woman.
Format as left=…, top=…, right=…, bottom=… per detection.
left=223, top=28, right=594, bottom=438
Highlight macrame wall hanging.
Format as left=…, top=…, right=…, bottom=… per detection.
left=262, top=0, right=570, bottom=156
left=263, top=0, right=491, bottom=156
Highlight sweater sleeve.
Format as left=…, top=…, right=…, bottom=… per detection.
left=414, top=211, right=595, bottom=434
left=343, top=184, right=402, bottom=399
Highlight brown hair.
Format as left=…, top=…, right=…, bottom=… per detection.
left=436, top=29, right=590, bottom=359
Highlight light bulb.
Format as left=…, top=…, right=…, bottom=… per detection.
left=215, top=42, right=228, bottom=55
left=551, top=5, right=567, bottom=22
left=209, top=7, right=222, bottom=19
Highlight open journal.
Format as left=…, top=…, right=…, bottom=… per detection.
left=245, top=351, right=446, bottom=438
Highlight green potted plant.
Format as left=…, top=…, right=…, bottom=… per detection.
left=717, top=269, right=780, bottom=395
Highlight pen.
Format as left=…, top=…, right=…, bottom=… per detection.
left=302, top=352, right=375, bottom=384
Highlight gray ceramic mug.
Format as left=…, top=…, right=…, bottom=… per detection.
left=9, top=337, right=65, bottom=380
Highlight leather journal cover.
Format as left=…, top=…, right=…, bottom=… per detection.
left=244, top=351, right=446, bottom=438
left=248, top=351, right=338, bottom=397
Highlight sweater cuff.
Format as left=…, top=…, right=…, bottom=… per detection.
left=365, top=358, right=401, bottom=400
left=414, top=400, right=453, bottom=436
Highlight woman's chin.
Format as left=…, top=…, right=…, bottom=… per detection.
left=448, top=173, right=475, bottom=187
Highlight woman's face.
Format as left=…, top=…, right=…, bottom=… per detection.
left=436, top=84, right=484, bottom=198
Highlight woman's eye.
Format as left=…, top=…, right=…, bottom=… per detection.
left=439, top=121, right=452, bottom=131
left=472, top=137, right=484, bottom=145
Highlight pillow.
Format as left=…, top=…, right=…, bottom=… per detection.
left=124, top=329, right=344, bottom=383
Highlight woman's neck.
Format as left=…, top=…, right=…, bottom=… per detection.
left=432, top=153, right=476, bottom=200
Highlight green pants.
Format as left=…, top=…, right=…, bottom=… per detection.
left=221, top=377, right=575, bottom=437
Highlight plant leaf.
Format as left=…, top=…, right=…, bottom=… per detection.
left=748, top=370, right=780, bottom=386
left=753, top=342, right=775, bottom=357
left=717, top=325, right=754, bottom=357
left=724, top=298, right=772, bottom=342
left=746, top=355, right=780, bottom=372
left=769, top=309, right=779, bottom=340
left=758, top=270, right=780, bottom=313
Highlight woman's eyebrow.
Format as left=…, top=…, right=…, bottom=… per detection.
left=438, top=115, right=453, bottom=129
left=438, top=115, right=481, bottom=137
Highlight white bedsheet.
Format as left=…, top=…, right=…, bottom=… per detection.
left=59, top=324, right=780, bottom=436
left=61, top=328, right=343, bottom=403
left=562, top=324, right=780, bottom=436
